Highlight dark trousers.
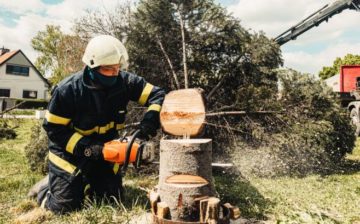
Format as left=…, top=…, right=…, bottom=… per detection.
left=38, top=159, right=123, bottom=214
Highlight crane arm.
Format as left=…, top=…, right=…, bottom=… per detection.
left=274, top=0, right=360, bottom=46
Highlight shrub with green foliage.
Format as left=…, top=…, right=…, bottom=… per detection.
left=24, top=121, right=49, bottom=174
left=231, top=69, right=356, bottom=177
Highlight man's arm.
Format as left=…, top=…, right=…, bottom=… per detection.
left=126, top=72, right=166, bottom=138
left=43, top=87, right=98, bottom=157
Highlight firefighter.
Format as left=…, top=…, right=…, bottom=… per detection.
left=37, top=35, right=165, bottom=214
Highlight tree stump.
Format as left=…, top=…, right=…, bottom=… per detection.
left=158, top=139, right=217, bottom=222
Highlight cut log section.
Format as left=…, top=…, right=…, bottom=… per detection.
left=158, top=139, right=217, bottom=222
left=160, top=89, right=206, bottom=137
left=165, top=175, right=208, bottom=185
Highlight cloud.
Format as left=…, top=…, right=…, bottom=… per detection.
left=0, top=0, right=123, bottom=62
left=283, top=42, right=360, bottom=75
left=1, top=0, right=359, bottom=75
left=228, top=0, right=360, bottom=74
left=228, top=0, right=329, bottom=36
left=0, top=0, right=47, bottom=14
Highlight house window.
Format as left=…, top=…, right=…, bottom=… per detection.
left=6, top=64, right=30, bottom=76
left=0, top=89, right=10, bottom=97
left=23, top=90, right=37, bottom=99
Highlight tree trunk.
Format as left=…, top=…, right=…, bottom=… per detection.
left=158, top=139, right=217, bottom=222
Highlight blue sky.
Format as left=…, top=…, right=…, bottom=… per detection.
left=0, top=0, right=359, bottom=75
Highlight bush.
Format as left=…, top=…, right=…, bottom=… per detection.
left=24, top=120, right=49, bottom=174
left=229, top=69, right=356, bottom=177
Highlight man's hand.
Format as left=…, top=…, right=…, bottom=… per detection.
left=83, top=143, right=103, bottom=160
left=138, top=121, right=157, bottom=141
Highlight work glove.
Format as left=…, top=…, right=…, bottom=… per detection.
left=137, top=121, right=157, bottom=141
left=102, top=140, right=139, bottom=164
left=83, top=143, right=104, bottom=160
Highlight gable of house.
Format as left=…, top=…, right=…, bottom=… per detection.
left=0, top=50, right=50, bottom=100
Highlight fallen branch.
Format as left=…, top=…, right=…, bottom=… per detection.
left=206, top=110, right=284, bottom=117
left=156, top=36, right=180, bottom=89
left=0, top=101, right=27, bottom=117
left=206, top=75, right=227, bottom=101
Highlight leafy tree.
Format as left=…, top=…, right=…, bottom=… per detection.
left=31, top=25, right=87, bottom=85
left=319, top=54, right=360, bottom=80
left=127, top=0, right=282, bottom=112
left=29, top=0, right=355, bottom=177
left=31, top=25, right=63, bottom=78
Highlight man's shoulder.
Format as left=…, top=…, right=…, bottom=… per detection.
left=52, top=70, right=83, bottom=95
left=120, top=71, right=143, bottom=84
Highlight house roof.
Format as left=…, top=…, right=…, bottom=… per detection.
left=0, top=49, right=50, bottom=87
left=0, top=50, right=19, bottom=65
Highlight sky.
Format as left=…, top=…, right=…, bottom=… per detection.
left=0, top=0, right=359, bottom=76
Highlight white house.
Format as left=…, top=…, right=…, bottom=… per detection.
left=0, top=47, right=50, bottom=100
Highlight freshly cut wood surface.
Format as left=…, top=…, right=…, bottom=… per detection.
left=165, top=174, right=208, bottom=184
left=160, top=89, right=205, bottom=136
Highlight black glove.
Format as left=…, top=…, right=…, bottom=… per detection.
left=137, top=121, right=157, bottom=141
left=83, top=143, right=104, bottom=160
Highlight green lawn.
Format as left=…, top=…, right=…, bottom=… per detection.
left=0, top=119, right=359, bottom=223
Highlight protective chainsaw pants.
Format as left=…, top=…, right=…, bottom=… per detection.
left=37, top=159, right=123, bottom=214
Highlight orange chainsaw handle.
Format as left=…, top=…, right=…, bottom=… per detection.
left=103, top=140, right=139, bottom=165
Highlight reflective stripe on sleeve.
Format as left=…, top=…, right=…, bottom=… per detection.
left=45, top=110, right=71, bottom=125
left=66, top=132, right=83, bottom=154
left=48, top=151, right=76, bottom=174
left=147, top=104, right=162, bottom=112
left=99, top=122, right=115, bottom=134
left=74, top=127, right=97, bottom=136
left=138, top=83, right=154, bottom=105
left=74, top=121, right=116, bottom=136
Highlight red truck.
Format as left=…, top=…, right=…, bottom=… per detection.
left=326, top=65, right=360, bottom=135
left=342, top=66, right=360, bottom=135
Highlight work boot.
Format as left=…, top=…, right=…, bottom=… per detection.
left=27, top=174, right=49, bottom=199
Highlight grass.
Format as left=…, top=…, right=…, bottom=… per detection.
left=0, top=119, right=359, bottom=223
left=6, top=109, right=36, bottom=116
left=215, top=142, right=360, bottom=224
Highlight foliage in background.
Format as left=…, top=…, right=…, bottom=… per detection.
left=319, top=53, right=360, bottom=80
left=24, top=120, right=48, bottom=174
left=29, top=0, right=357, bottom=176
left=31, top=25, right=87, bottom=85
left=232, top=69, right=355, bottom=176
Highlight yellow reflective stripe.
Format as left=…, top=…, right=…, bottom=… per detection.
left=74, top=122, right=115, bottom=136
left=45, top=110, right=71, bottom=125
left=138, top=83, right=154, bottom=105
left=66, top=132, right=83, bottom=154
left=116, top=123, right=125, bottom=130
left=74, top=127, right=97, bottom=136
left=147, top=104, right=162, bottom=112
left=113, top=164, right=120, bottom=174
left=48, top=151, right=76, bottom=174
left=99, top=122, right=115, bottom=134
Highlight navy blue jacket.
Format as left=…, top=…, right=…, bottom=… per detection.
left=43, top=67, right=165, bottom=175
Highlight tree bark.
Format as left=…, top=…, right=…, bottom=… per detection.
left=158, top=139, right=217, bottom=222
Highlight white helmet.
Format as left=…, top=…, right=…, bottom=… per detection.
left=82, top=35, right=129, bottom=70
